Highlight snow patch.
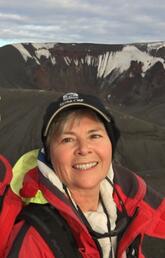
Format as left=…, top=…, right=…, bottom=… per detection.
left=85, top=55, right=92, bottom=65
left=13, top=43, right=56, bottom=65
left=147, top=42, right=165, bottom=51
left=81, top=58, right=84, bottom=64
left=74, top=59, right=79, bottom=66
left=97, top=45, right=165, bottom=78
left=35, top=48, right=51, bottom=59
left=32, top=43, right=56, bottom=65
left=64, top=55, right=96, bottom=66
left=35, top=48, right=56, bottom=65
left=32, top=43, right=57, bottom=49
left=64, top=56, right=72, bottom=65
left=13, top=43, right=32, bottom=62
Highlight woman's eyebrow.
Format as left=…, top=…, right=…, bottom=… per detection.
left=61, top=129, right=102, bottom=135
left=61, top=131, right=75, bottom=135
left=88, top=128, right=103, bottom=133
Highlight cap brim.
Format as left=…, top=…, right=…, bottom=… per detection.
left=43, top=102, right=111, bottom=137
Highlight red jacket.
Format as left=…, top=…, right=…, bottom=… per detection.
left=1, top=155, right=165, bottom=258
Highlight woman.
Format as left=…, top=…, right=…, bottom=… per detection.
left=1, top=92, right=165, bottom=258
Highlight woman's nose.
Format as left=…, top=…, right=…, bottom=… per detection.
left=75, top=140, right=91, bottom=155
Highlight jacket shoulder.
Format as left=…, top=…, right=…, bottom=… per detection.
left=113, top=162, right=165, bottom=214
left=113, top=162, right=146, bottom=199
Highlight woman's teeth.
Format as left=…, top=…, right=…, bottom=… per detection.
left=73, top=162, right=97, bottom=170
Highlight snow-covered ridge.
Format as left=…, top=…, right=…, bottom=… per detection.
left=147, top=41, right=165, bottom=51
left=97, top=45, right=165, bottom=78
left=64, top=54, right=98, bottom=67
left=13, top=43, right=56, bottom=65
left=13, top=42, right=165, bottom=79
left=13, top=43, right=32, bottom=62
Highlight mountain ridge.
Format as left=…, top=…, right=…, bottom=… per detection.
left=0, top=41, right=164, bottom=106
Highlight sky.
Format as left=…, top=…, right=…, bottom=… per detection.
left=0, top=0, right=165, bottom=47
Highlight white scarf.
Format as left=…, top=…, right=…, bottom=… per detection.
left=84, top=166, right=117, bottom=258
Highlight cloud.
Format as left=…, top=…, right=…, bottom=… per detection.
left=0, top=0, right=165, bottom=47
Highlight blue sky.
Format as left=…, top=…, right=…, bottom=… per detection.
left=0, top=0, right=165, bottom=47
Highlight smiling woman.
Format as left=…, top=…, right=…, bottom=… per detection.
left=1, top=92, right=165, bottom=258
left=48, top=110, right=112, bottom=211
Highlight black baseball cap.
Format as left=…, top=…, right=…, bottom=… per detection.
left=42, top=92, right=120, bottom=154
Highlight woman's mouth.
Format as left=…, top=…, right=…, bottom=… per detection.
left=73, top=162, right=98, bottom=171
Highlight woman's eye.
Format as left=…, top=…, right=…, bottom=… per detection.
left=90, top=134, right=102, bottom=139
left=61, top=137, right=74, bottom=143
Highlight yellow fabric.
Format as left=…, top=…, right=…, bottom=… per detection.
left=10, top=149, right=47, bottom=204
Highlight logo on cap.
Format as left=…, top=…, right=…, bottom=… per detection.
left=60, top=92, right=83, bottom=107
left=63, top=92, right=79, bottom=101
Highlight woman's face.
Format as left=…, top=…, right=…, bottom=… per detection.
left=50, top=114, right=112, bottom=193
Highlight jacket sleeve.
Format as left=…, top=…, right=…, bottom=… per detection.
left=140, top=186, right=165, bottom=258
left=20, top=226, right=56, bottom=258
left=142, top=185, right=165, bottom=238
left=5, top=223, right=56, bottom=258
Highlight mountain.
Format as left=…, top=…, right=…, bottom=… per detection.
left=1, top=41, right=165, bottom=122
left=0, top=42, right=165, bottom=97
left=0, top=41, right=165, bottom=194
